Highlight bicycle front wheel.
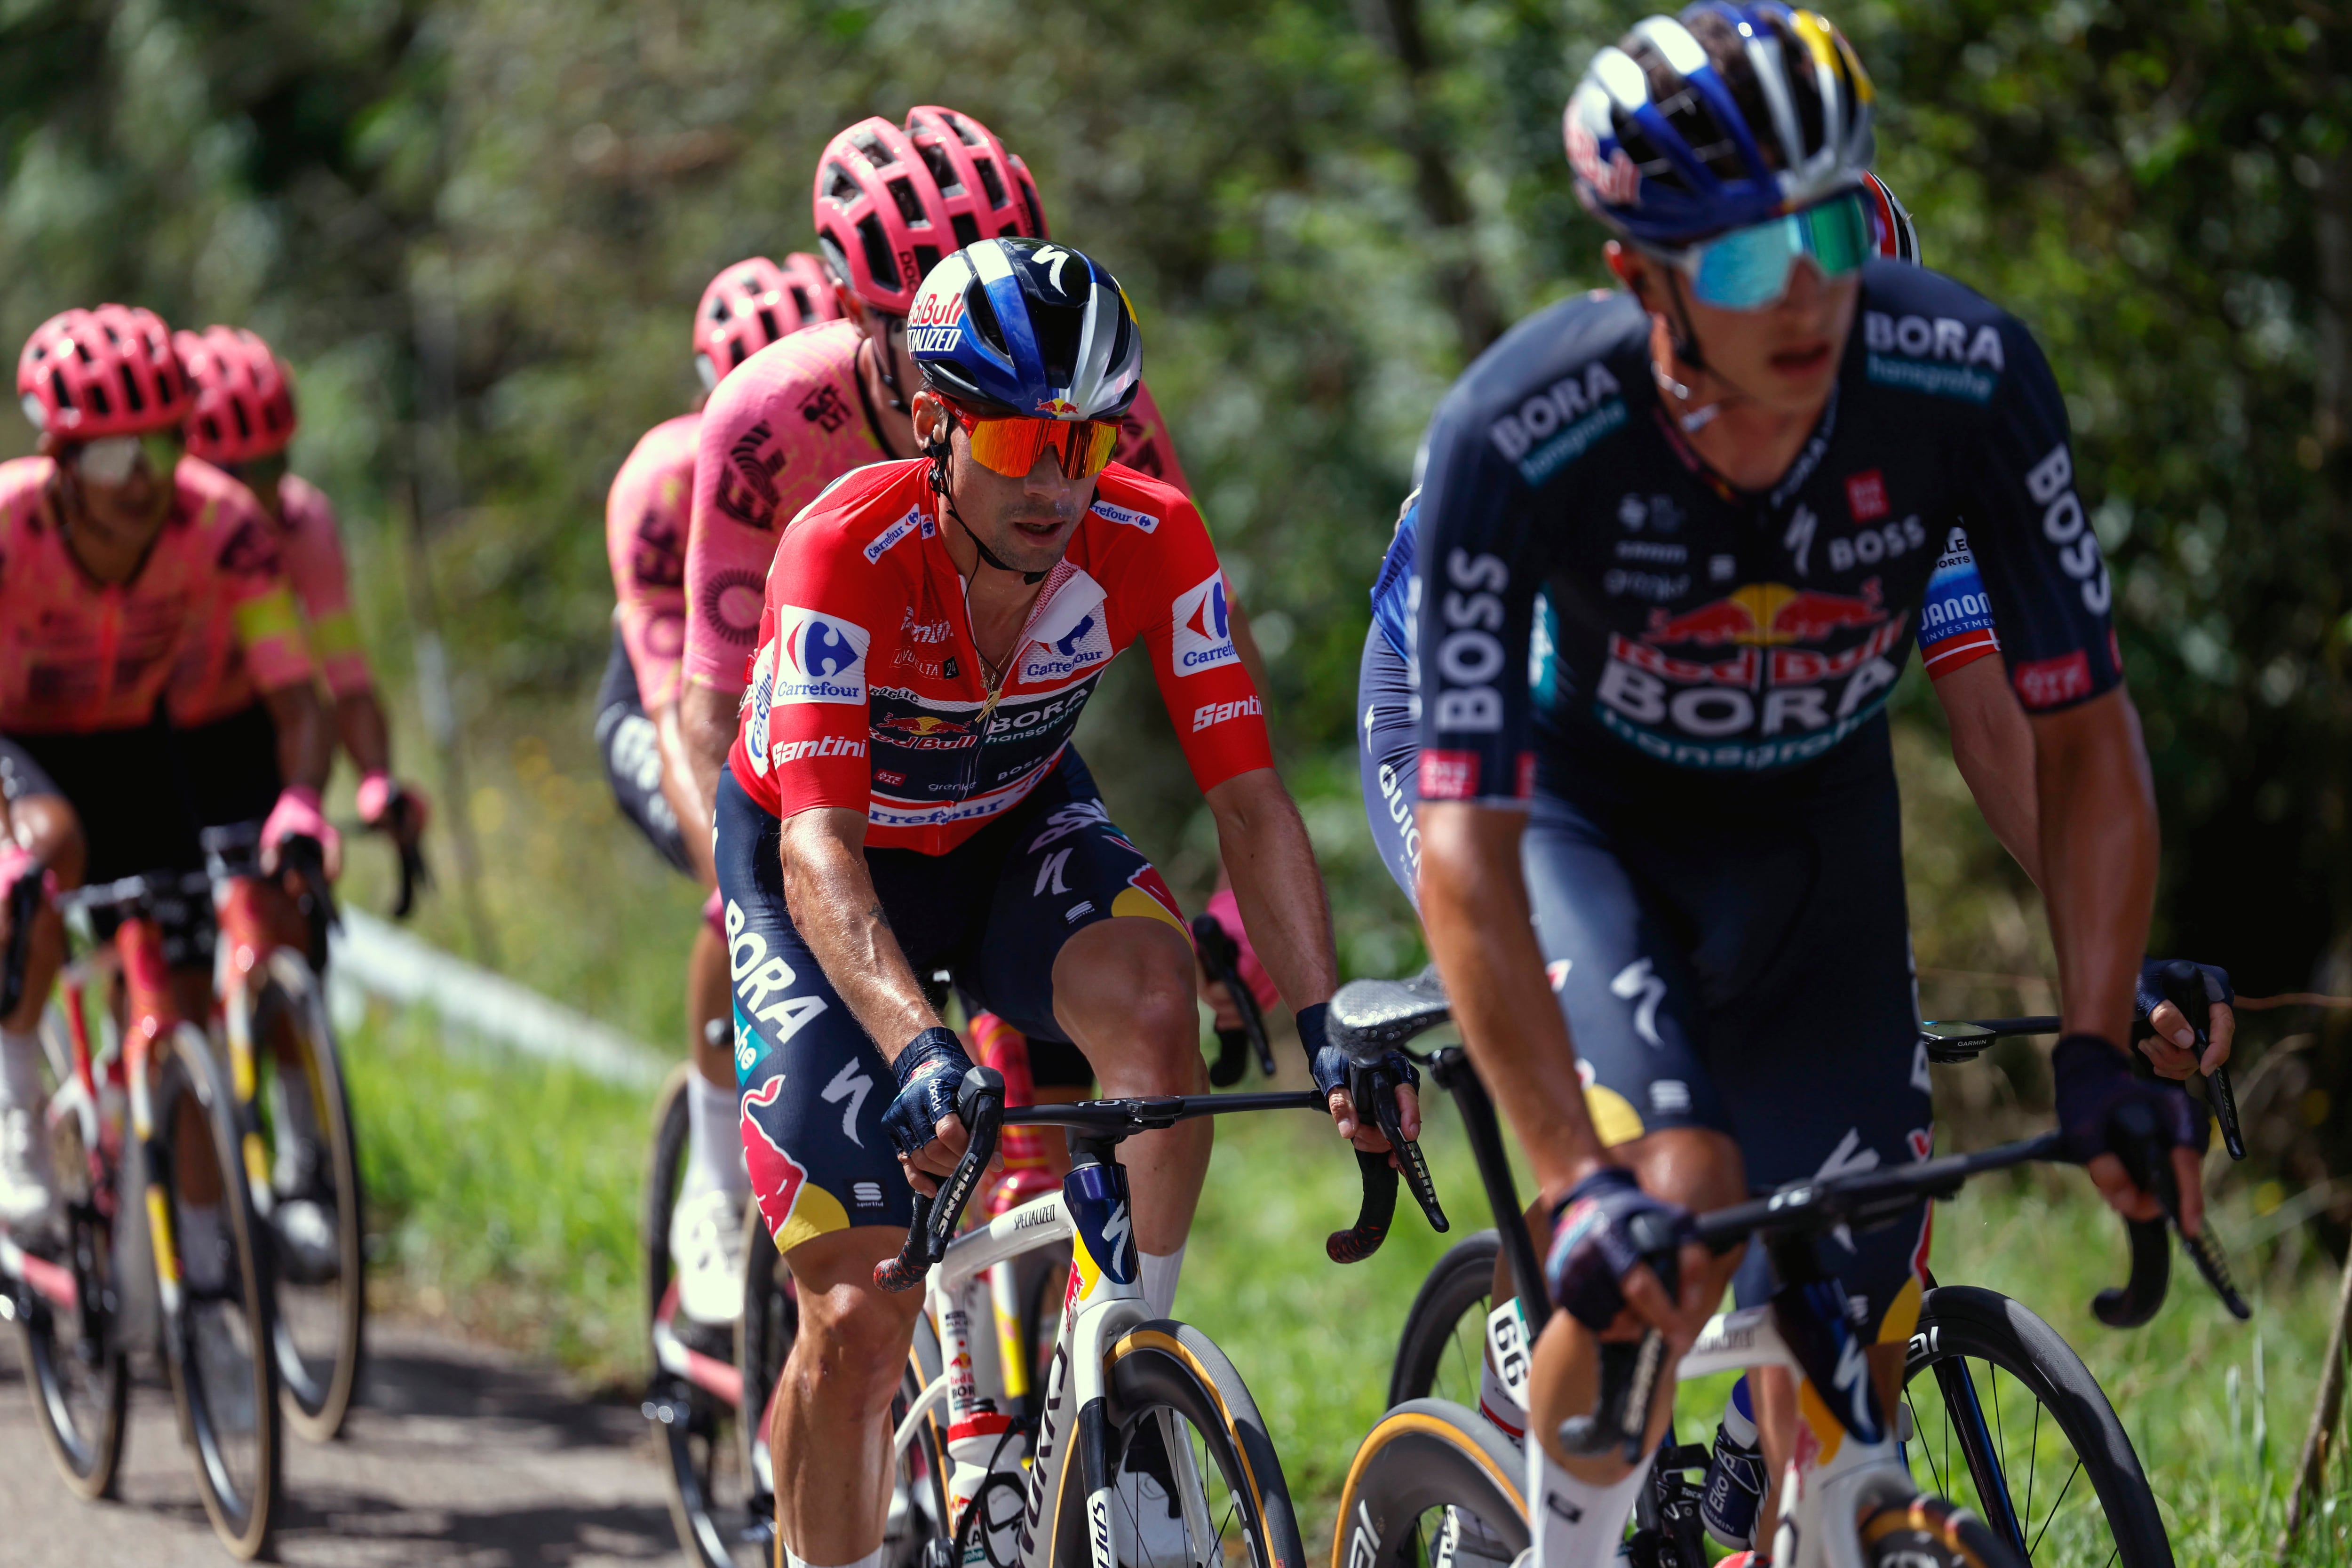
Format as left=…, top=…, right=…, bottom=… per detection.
left=1332, top=1397, right=1528, bottom=1568
left=247, top=959, right=367, bottom=1441
left=1391, top=1229, right=1502, bottom=1409
left=155, top=1023, right=283, bottom=1560
left=1047, top=1321, right=1303, bottom=1568
left=1902, top=1284, right=2171, bottom=1568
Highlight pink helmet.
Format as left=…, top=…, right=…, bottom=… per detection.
left=175, top=326, right=298, bottom=464
left=17, top=305, right=192, bottom=439
left=810, top=107, right=1049, bottom=316
left=692, top=252, right=843, bottom=390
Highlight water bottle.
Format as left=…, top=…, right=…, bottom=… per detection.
left=1699, top=1374, right=1766, bottom=1550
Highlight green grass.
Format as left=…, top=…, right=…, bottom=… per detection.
left=342, top=1004, right=2352, bottom=1564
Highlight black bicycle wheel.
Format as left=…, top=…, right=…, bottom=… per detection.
left=12, top=1130, right=130, bottom=1499
left=1040, top=1320, right=1304, bottom=1568
left=154, top=1024, right=282, bottom=1560
left=1902, top=1285, right=2171, bottom=1568
left=1332, top=1397, right=1530, bottom=1568
left=1858, top=1482, right=2027, bottom=1568
left=645, top=1067, right=765, bottom=1568
left=249, top=963, right=367, bottom=1442
left=1391, top=1228, right=1503, bottom=1409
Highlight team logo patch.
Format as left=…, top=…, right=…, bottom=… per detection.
left=1089, top=497, right=1158, bottom=533
left=740, top=1076, right=809, bottom=1239
left=1020, top=571, right=1113, bottom=683
left=771, top=605, right=870, bottom=704
left=744, top=639, right=778, bottom=777
left=1170, top=571, right=1237, bottom=676
left=863, top=506, right=929, bottom=563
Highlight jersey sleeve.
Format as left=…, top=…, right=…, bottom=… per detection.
left=1411, top=391, right=1542, bottom=805
left=1916, top=525, right=2001, bottom=679
left=607, top=444, right=691, bottom=712
left=1131, top=496, right=1274, bottom=791
left=280, top=482, right=373, bottom=697
left=213, top=496, right=314, bottom=692
left=1951, top=315, right=2122, bottom=712
left=734, top=521, right=889, bottom=822
left=1114, top=381, right=1191, bottom=496
left=685, top=374, right=791, bottom=693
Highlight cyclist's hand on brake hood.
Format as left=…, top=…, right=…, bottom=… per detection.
left=883, top=1026, right=980, bottom=1195
left=2053, top=1033, right=2210, bottom=1237
left=1300, top=1001, right=1422, bottom=1158
left=1547, top=1167, right=1710, bottom=1347
left=2132, top=957, right=2233, bottom=1080
left=262, top=785, right=342, bottom=880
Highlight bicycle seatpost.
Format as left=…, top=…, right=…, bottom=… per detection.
left=2158, top=959, right=2243, bottom=1160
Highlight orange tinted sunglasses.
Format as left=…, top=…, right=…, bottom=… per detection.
left=951, top=405, right=1120, bottom=480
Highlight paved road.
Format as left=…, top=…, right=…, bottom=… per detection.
left=0, top=1320, right=691, bottom=1565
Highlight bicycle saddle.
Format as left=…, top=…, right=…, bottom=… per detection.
left=1331, top=968, right=1453, bottom=1055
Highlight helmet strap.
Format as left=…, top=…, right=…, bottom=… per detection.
left=1656, top=272, right=1762, bottom=433
left=925, top=440, right=1047, bottom=585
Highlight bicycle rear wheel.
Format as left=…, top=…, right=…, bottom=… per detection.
left=1332, top=1397, right=1529, bottom=1568
left=10, top=1034, right=129, bottom=1498
left=246, top=958, right=366, bottom=1441
left=154, top=1023, right=282, bottom=1560
left=1046, top=1321, right=1304, bottom=1568
left=1391, top=1229, right=1503, bottom=1409
left=1902, top=1284, right=2171, bottom=1568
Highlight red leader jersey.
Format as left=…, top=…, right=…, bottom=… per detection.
left=729, top=459, right=1272, bottom=854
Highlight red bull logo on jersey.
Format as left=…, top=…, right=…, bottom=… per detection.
left=1641, top=580, right=1887, bottom=649
left=741, top=1076, right=809, bottom=1239
left=1170, top=570, right=1237, bottom=676
left=875, top=711, right=979, bottom=751
left=771, top=605, right=870, bottom=704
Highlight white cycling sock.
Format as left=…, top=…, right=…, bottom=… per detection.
left=686, top=1072, right=750, bottom=1203
left=784, top=1545, right=886, bottom=1568
left=179, top=1202, right=227, bottom=1294
left=1478, top=1358, right=1527, bottom=1446
left=1526, top=1439, right=1649, bottom=1568
left=1140, top=1244, right=1185, bottom=1320
left=0, top=1028, right=42, bottom=1109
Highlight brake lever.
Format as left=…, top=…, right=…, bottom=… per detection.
left=2100, top=1097, right=2250, bottom=1324
left=873, top=1067, right=1005, bottom=1292
left=1361, top=1062, right=1446, bottom=1234
left=2159, top=959, right=2243, bottom=1160
left=1191, top=914, right=1273, bottom=1085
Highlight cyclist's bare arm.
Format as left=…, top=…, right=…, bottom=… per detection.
left=2031, top=686, right=2206, bottom=1228
left=653, top=701, right=717, bottom=886
left=261, top=678, right=333, bottom=792
left=679, top=677, right=740, bottom=821
left=1933, top=656, right=2042, bottom=883
left=776, top=804, right=965, bottom=1182
left=331, top=687, right=392, bottom=778
left=1205, top=765, right=1413, bottom=1146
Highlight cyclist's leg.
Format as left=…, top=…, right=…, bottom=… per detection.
left=0, top=738, right=77, bottom=1228
left=594, top=624, right=692, bottom=874
left=967, top=751, right=1207, bottom=1260
left=1355, top=625, right=1422, bottom=908
left=715, top=764, right=930, bottom=1565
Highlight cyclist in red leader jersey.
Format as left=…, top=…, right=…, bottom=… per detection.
left=172, top=325, right=430, bottom=850
left=0, top=305, right=333, bottom=1237
left=719, top=239, right=1413, bottom=1568
left=600, top=253, right=838, bottom=1325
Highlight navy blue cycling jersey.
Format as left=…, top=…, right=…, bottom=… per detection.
left=1406, top=262, right=2117, bottom=799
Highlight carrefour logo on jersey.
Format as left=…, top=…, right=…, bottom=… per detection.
left=1019, top=572, right=1113, bottom=684
left=1170, top=571, right=1237, bottom=676
left=771, top=605, right=870, bottom=705
left=1862, top=312, right=2005, bottom=406
left=1486, top=362, right=1626, bottom=486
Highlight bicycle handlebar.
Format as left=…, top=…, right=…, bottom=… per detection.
left=871, top=1070, right=1413, bottom=1291
left=1192, top=913, right=1274, bottom=1086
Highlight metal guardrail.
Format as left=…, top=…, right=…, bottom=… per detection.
left=328, top=909, right=667, bottom=1089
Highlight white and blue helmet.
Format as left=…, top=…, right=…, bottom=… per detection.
left=906, top=238, right=1142, bottom=422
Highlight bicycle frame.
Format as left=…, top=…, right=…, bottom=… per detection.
left=898, top=1142, right=1212, bottom=1568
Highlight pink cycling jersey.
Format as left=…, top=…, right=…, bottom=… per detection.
left=0, top=456, right=311, bottom=736
left=683, top=318, right=1191, bottom=694
left=605, top=413, right=698, bottom=713
left=168, top=468, right=368, bottom=724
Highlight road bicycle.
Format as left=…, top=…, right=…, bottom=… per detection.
left=201, top=822, right=369, bottom=1444
left=0, top=862, right=286, bottom=1558
left=1326, top=972, right=2249, bottom=1568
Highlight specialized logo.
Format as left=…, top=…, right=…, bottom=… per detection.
left=1169, top=570, right=1237, bottom=675
left=1190, top=695, right=1262, bottom=732
left=771, top=605, right=870, bottom=704
left=1088, top=497, right=1158, bottom=533
left=739, top=1076, right=809, bottom=1239
left=819, top=1058, right=873, bottom=1146
left=906, top=289, right=966, bottom=355
left=1064, top=1162, right=1138, bottom=1283
left=862, top=505, right=932, bottom=563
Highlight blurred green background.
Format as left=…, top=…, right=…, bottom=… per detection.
left=8, top=0, right=2352, bottom=1557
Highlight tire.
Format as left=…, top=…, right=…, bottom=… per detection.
left=1332, top=1397, right=1530, bottom=1568
left=645, top=1067, right=764, bottom=1568
left=1391, top=1229, right=1503, bottom=1409
left=13, top=1175, right=130, bottom=1497
left=1045, top=1320, right=1305, bottom=1568
left=248, top=961, right=366, bottom=1442
left=1902, top=1285, right=2171, bottom=1568
left=1859, top=1490, right=2027, bottom=1568
left=154, top=1024, right=283, bottom=1560
left=893, top=1315, right=951, bottom=1568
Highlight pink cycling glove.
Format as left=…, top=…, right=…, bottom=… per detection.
left=262, top=786, right=342, bottom=879
left=356, top=771, right=431, bottom=834
left=1203, top=887, right=1279, bottom=1011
